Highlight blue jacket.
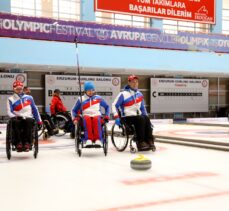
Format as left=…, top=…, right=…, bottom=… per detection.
left=7, top=93, right=41, bottom=123
left=112, top=85, right=147, bottom=118
left=71, top=94, right=110, bottom=119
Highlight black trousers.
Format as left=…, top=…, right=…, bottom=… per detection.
left=40, top=113, right=56, bottom=135
left=122, top=115, right=154, bottom=143
left=12, top=117, right=34, bottom=145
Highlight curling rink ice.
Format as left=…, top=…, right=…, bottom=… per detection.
left=0, top=120, right=229, bottom=211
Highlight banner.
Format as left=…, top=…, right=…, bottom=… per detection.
left=1, top=13, right=229, bottom=53
left=45, top=75, right=121, bottom=114
left=0, top=73, right=27, bottom=116
left=150, top=78, right=209, bottom=113
left=95, top=0, right=215, bottom=24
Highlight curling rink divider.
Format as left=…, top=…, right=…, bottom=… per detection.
left=155, top=137, right=229, bottom=152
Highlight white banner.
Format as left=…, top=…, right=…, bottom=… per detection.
left=45, top=75, right=121, bottom=114
left=0, top=73, right=27, bottom=116
left=150, top=78, right=209, bottom=113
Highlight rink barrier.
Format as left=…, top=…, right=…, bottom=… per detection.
left=185, top=117, right=229, bottom=127
left=150, top=119, right=173, bottom=124
left=187, top=117, right=228, bottom=123
left=155, top=136, right=229, bottom=152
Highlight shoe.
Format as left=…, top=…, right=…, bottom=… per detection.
left=24, top=143, right=30, bottom=152
left=16, top=143, right=23, bottom=152
left=94, top=140, right=102, bottom=147
left=48, top=128, right=59, bottom=136
left=137, top=141, right=150, bottom=151
left=48, top=131, right=53, bottom=136
left=147, top=139, right=156, bottom=151
left=151, top=145, right=156, bottom=151
left=53, top=128, right=59, bottom=135
left=84, top=140, right=93, bottom=147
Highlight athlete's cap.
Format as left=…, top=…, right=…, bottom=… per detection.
left=13, top=80, right=23, bottom=89
left=84, top=81, right=95, bottom=91
left=128, top=75, right=139, bottom=81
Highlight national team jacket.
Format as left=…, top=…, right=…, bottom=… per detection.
left=112, top=85, right=147, bottom=118
left=7, top=93, right=41, bottom=123
left=50, top=95, right=67, bottom=115
left=71, top=94, right=110, bottom=119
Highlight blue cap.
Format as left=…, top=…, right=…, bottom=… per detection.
left=84, top=81, right=95, bottom=91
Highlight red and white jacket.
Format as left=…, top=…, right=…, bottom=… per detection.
left=7, top=93, right=41, bottom=122
left=112, top=85, right=147, bottom=118
left=50, top=95, right=67, bottom=115
left=71, top=94, right=109, bottom=119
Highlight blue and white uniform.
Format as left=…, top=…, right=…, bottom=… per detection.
left=112, top=85, right=147, bottom=118
left=71, top=94, right=109, bottom=118
left=7, top=93, right=41, bottom=123
left=71, top=94, right=109, bottom=142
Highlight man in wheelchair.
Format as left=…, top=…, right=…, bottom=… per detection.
left=112, top=75, right=156, bottom=151
left=50, top=88, right=67, bottom=116
left=50, top=89, right=74, bottom=135
left=7, top=81, right=42, bottom=152
left=71, top=81, right=110, bottom=147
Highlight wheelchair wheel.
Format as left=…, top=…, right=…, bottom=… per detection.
left=37, top=123, right=44, bottom=138
left=6, top=123, right=11, bottom=160
left=42, top=132, right=49, bottom=140
left=102, top=124, right=108, bottom=156
left=54, top=114, right=68, bottom=136
left=75, top=123, right=82, bottom=157
left=111, top=123, right=129, bottom=152
left=33, top=125, right=39, bottom=159
left=70, top=130, right=75, bottom=139
left=130, top=145, right=137, bottom=154
left=39, top=119, right=52, bottom=139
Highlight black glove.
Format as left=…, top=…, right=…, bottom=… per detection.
left=103, top=116, right=109, bottom=123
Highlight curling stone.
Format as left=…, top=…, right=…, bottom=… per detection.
left=130, top=154, right=152, bottom=170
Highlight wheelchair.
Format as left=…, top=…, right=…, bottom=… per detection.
left=111, top=119, right=137, bottom=153
left=37, top=121, right=49, bottom=140
left=111, top=118, right=156, bottom=153
left=53, top=112, right=75, bottom=138
left=6, top=118, right=39, bottom=160
left=38, top=113, right=59, bottom=140
left=74, top=117, right=108, bottom=157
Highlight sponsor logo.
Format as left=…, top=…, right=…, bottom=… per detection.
left=195, top=6, right=213, bottom=22
left=16, top=74, right=26, bottom=83
left=112, top=78, right=120, bottom=86
left=47, top=76, right=56, bottom=85
left=202, top=80, right=208, bottom=87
